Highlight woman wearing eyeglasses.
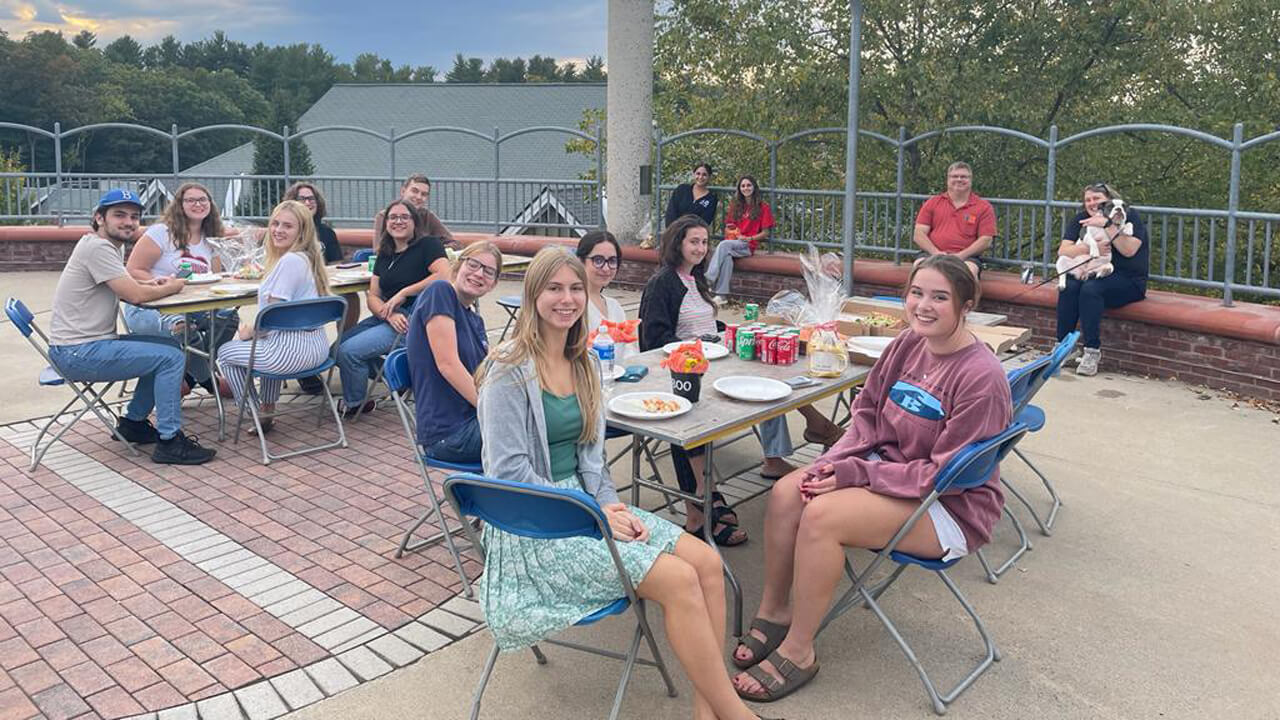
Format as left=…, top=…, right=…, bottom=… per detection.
left=124, top=181, right=236, bottom=397
left=335, top=200, right=448, bottom=418
left=406, top=242, right=503, bottom=465
left=575, top=229, right=636, bottom=359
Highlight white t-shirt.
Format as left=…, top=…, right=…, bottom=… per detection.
left=586, top=292, right=636, bottom=359
left=258, top=252, right=320, bottom=309
left=139, top=224, right=216, bottom=276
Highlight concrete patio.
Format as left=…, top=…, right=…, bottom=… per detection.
left=1, top=271, right=1276, bottom=720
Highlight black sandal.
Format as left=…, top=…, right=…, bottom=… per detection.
left=685, top=522, right=748, bottom=547
left=691, top=491, right=739, bottom=527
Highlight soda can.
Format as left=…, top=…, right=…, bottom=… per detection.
left=743, top=303, right=759, bottom=322
left=724, top=323, right=739, bottom=351
left=762, top=333, right=779, bottom=365
left=736, top=329, right=756, bottom=361
left=367, top=254, right=377, bottom=273
left=776, top=334, right=795, bottom=365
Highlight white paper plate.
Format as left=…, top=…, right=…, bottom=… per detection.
left=185, top=273, right=221, bottom=285
left=847, top=336, right=895, bottom=358
left=333, top=270, right=372, bottom=283
left=209, top=283, right=259, bottom=296
left=713, top=376, right=793, bottom=402
left=662, top=341, right=730, bottom=360
left=609, top=391, right=693, bottom=420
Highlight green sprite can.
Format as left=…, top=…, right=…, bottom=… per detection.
left=743, top=303, right=760, bottom=322
left=367, top=254, right=377, bottom=273
left=736, top=329, right=756, bottom=361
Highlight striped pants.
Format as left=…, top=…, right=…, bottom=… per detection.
left=217, top=329, right=329, bottom=406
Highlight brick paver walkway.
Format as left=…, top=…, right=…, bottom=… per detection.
left=0, top=392, right=484, bottom=720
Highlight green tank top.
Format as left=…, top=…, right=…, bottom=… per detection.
left=541, top=390, right=582, bottom=482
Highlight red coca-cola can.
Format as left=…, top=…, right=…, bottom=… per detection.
left=724, top=323, right=738, bottom=352
left=762, top=333, right=779, bottom=364
left=776, top=334, right=795, bottom=365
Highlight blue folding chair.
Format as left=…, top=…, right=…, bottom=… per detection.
left=818, top=421, right=1030, bottom=715
left=495, top=295, right=521, bottom=341
left=383, top=349, right=475, bottom=597
left=5, top=297, right=142, bottom=469
left=443, top=473, right=678, bottom=720
left=351, top=248, right=374, bottom=264
left=1008, top=330, right=1079, bottom=534
left=232, top=297, right=349, bottom=464
left=973, top=331, right=1080, bottom=582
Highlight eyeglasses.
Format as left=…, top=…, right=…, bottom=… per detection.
left=386, top=214, right=414, bottom=223
left=587, top=254, right=619, bottom=269
left=1087, top=182, right=1113, bottom=195
left=182, top=197, right=210, bottom=206
left=296, top=195, right=317, bottom=203
left=463, top=256, right=499, bottom=280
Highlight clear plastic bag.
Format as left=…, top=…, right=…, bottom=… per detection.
left=207, top=222, right=266, bottom=278
left=765, top=246, right=848, bottom=377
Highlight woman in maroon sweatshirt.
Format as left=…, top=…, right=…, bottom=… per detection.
left=731, top=254, right=1013, bottom=702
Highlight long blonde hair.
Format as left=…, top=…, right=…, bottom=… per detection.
left=264, top=200, right=330, bottom=296
left=476, top=246, right=600, bottom=445
left=163, top=182, right=224, bottom=253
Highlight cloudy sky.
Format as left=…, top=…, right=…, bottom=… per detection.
left=0, top=0, right=608, bottom=69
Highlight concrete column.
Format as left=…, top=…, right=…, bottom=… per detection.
left=606, top=0, right=654, bottom=245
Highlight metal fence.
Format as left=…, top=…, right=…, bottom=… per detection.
left=655, top=123, right=1280, bottom=305
left=3, top=120, right=1279, bottom=304
left=0, top=121, right=605, bottom=235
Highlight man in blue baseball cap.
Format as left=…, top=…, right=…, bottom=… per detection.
left=45, top=189, right=216, bottom=464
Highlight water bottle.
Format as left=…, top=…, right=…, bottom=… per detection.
left=592, top=324, right=615, bottom=383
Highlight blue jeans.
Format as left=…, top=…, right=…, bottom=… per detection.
left=122, top=304, right=239, bottom=383
left=48, top=335, right=185, bottom=438
left=336, top=314, right=404, bottom=406
left=421, top=416, right=482, bottom=465
left=704, top=239, right=751, bottom=295
left=670, top=416, right=792, bottom=493
left=1056, top=274, right=1145, bottom=349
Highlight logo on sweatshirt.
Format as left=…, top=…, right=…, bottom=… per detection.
left=889, top=380, right=945, bottom=421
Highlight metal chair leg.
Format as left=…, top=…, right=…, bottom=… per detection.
left=633, top=600, right=678, bottom=698
left=975, top=504, right=1032, bottom=584
left=470, top=643, right=500, bottom=720
left=1012, top=447, right=1062, bottom=534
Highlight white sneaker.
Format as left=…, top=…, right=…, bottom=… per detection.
left=712, top=295, right=728, bottom=307
left=1076, top=348, right=1101, bottom=376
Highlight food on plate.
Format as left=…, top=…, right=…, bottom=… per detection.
left=641, top=396, right=681, bottom=413
left=232, top=261, right=264, bottom=280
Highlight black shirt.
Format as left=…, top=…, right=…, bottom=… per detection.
left=665, top=184, right=719, bottom=226
left=316, top=222, right=342, bottom=263
left=1064, top=208, right=1149, bottom=286
left=373, top=236, right=446, bottom=302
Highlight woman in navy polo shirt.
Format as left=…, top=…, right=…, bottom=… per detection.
left=407, top=241, right=503, bottom=464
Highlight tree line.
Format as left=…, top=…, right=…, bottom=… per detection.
left=0, top=28, right=605, bottom=176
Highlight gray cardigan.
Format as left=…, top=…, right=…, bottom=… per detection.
left=477, top=354, right=619, bottom=507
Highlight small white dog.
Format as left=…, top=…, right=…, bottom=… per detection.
left=1057, top=198, right=1131, bottom=290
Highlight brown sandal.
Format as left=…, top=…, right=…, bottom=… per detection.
left=733, top=618, right=790, bottom=669
left=736, top=649, right=820, bottom=703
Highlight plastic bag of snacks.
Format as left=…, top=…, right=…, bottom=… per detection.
left=797, top=246, right=849, bottom=378
left=207, top=222, right=266, bottom=279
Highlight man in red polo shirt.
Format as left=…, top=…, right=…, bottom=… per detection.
left=912, top=161, right=996, bottom=277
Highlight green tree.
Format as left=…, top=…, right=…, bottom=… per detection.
left=486, top=57, right=527, bottom=83
left=446, top=54, right=485, bottom=82
left=102, top=35, right=143, bottom=65
left=526, top=55, right=561, bottom=82
left=142, top=35, right=183, bottom=68
left=580, top=56, right=606, bottom=82
left=72, top=30, right=96, bottom=50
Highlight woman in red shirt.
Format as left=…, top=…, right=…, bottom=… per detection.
left=730, top=254, right=1012, bottom=703
left=705, top=175, right=774, bottom=304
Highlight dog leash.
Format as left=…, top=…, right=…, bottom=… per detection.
left=1010, top=255, right=1098, bottom=302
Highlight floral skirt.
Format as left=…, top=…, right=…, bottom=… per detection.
left=478, top=477, right=683, bottom=651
